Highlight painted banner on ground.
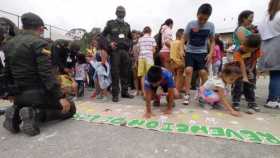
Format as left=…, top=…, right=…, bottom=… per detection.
left=73, top=112, right=280, bottom=145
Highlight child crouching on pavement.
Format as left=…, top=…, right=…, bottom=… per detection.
left=198, top=62, right=242, bottom=117
left=232, top=34, right=261, bottom=114
left=144, top=66, right=179, bottom=118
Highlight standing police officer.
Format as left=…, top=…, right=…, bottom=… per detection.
left=3, top=12, right=76, bottom=136
left=102, top=6, right=134, bottom=102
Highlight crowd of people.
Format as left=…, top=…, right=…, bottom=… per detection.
left=0, top=0, right=280, bottom=135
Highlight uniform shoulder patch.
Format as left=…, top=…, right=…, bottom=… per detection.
left=42, top=48, right=51, bottom=56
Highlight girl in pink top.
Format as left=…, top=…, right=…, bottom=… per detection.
left=159, top=19, right=173, bottom=69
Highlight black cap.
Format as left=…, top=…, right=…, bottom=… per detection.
left=21, top=12, right=47, bottom=29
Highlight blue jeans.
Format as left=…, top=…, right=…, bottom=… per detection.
left=268, top=71, right=280, bottom=101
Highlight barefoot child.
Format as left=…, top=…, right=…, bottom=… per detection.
left=170, top=28, right=185, bottom=94
left=198, top=62, right=242, bottom=117
left=143, top=66, right=176, bottom=118
left=137, top=26, right=157, bottom=97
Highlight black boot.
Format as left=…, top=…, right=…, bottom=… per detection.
left=43, top=102, right=76, bottom=121
left=3, top=106, right=21, bottom=133
left=112, top=96, right=119, bottom=102
left=121, top=93, right=134, bottom=99
left=19, top=107, right=40, bottom=136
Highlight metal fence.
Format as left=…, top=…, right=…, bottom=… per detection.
left=0, top=9, right=71, bottom=40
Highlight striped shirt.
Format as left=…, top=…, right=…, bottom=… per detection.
left=137, top=34, right=156, bottom=60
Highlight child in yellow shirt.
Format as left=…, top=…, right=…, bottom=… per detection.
left=170, top=29, right=185, bottom=93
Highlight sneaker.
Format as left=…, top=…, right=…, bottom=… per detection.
left=19, top=107, right=40, bottom=136
left=248, top=103, right=261, bottom=112
left=183, top=94, right=190, bottom=105
left=264, top=101, right=278, bottom=108
left=232, top=103, right=241, bottom=111
left=0, top=108, right=5, bottom=116
left=246, top=108, right=256, bottom=114
left=3, top=106, right=20, bottom=133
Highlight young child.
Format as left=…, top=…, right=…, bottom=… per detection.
left=198, top=62, right=242, bottom=117
left=74, top=53, right=88, bottom=97
left=183, top=3, right=215, bottom=105
left=212, top=35, right=223, bottom=77
left=232, top=34, right=261, bottom=114
left=92, top=36, right=111, bottom=100
left=143, top=66, right=176, bottom=118
left=170, top=28, right=185, bottom=94
left=137, top=26, right=157, bottom=97
left=131, top=31, right=141, bottom=96
left=58, top=69, right=78, bottom=99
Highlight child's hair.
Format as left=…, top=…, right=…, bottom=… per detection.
left=147, top=66, right=162, bottom=83
left=143, top=26, right=152, bottom=34
left=238, top=10, right=254, bottom=26
left=96, top=35, right=110, bottom=52
left=197, top=3, right=212, bottom=16
left=244, top=34, right=261, bottom=48
left=163, top=18, right=173, bottom=27
left=221, top=62, right=242, bottom=77
left=77, top=53, right=87, bottom=64
left=176, top=28, right=184, bottom=38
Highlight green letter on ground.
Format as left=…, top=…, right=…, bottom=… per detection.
left=146, top=120, right=159, bottom=129
left=240, top=130, right=262, bottom=143
left=127, top=119, right=146, bottom=127
left=176, top=123, right=189, bottom=133
left=256, top=132, right=280, bottom=145
left=191, top=125, right=208, bottom=135
left=210, top=127, right=225, bottom=137
left=225, top=129, right=244, bottom=141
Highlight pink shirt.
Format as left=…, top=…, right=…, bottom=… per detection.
left=213, top=45, right=222, bottom=63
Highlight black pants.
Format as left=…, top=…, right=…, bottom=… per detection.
left=232, top=79, right=256, bottom=105
left=111, top=49, right=130, bottom=97
left=87, top=65, right=95, bottom=88
left=14, top=89, right=76, bottom=122
left=76, top=80, right=84, bottom=97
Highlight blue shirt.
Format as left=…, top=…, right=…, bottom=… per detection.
left=144, top=68, right=175, bottom=90
left=185, top=20, right=215, bottom=54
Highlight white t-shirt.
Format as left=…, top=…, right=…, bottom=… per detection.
left=258, top=11, right=280, bottom=40
left=137, top=34, right=156, bottom=62
left=203, top=78, right=226, bottom=90
left=75, top=63, right=88, bottom=81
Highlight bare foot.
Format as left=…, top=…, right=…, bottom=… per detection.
left=143, top=112, right=156, bottom=119
left=163, top=109, right=172, bottom=115
left=230, top=110, right=241, bottom=117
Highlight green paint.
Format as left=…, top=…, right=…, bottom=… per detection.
left=88, top=115, right=101, bottom=122
left=160, top=123, right=174, bottom=132
left=102, top=116, right=115, bottom=123
left=110, top=117, right=126, bottom=125
left=176, top=123, right=189, bottom=133
left=210, top=127, right=225, bottom=137
left=240, top=130, right=262, bottom=143
left=256, top=132, right=280, bottom=145
left=127, top=119, right=146, bottom=127
left=225, top=129, right=244, bottom=140
left=73, top=113, right=81, bottom=119
left=146, top=120, right=159, bottom=129
left=191, top=125, right=208, bottom=135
